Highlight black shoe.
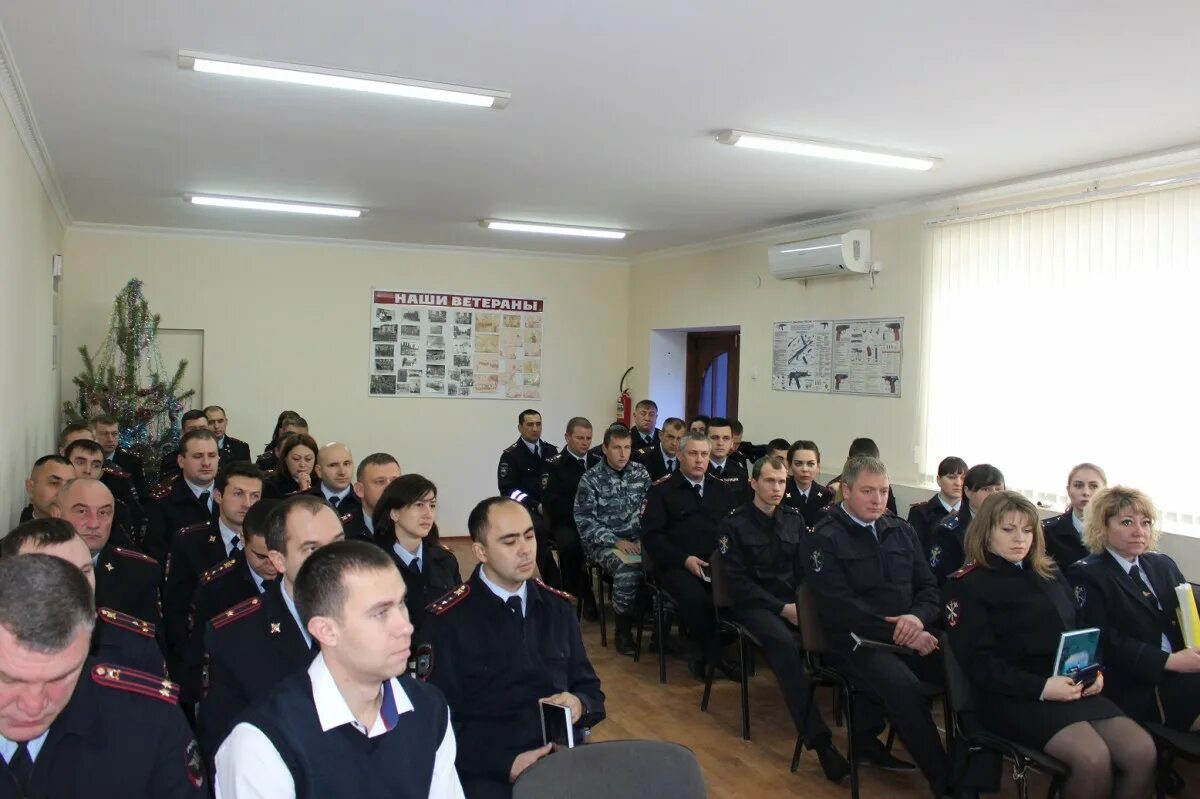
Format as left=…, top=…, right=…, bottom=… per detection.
left=615, top=630, right=637, bottom=656
left=815, top=743, right=850, bottom=783
left=1164, top=767, right=1186, bottom=796
left=715, top=658, right=743, bottom=682
left=687, top=658, right=708, bottom=681
left=855, top=739, right=916, bottom=771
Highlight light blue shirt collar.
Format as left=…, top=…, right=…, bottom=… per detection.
left=841, top=503, right=878, bottom=535
left=392, top=541, right=423, bottom=571
left=1072, top=513, right=1084, bottom=535
left=0, top=730, right=49, bottom=764
left=280, top=581, right=312, bottom=648
left=216, top=436, right=226, bottom=450
left=321, top=485, right=353, bottom=504
left=937, top=494, right=961, bottom=514
left=363, top=514, right=375, bottom=535
left=478, top=565, right=528, bottom=616
left=246, top=560, right=266, bottom=593
left=183, top=477, right=214, bottom=507
left=217, top=518, right=241, bottom=557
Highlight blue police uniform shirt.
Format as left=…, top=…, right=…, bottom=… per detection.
left=840, top=503, right=878, bottom=540
left=183, top=478, right=214, bottom=512
left=279, top=582, right=313, bottom=649
left=0, top=730, right=49, bottom=763
left=392, top=542, right=424, bottom=574
left=478, top=566, right=528, bottom=617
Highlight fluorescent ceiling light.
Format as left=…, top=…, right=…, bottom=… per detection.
left=716, top=130, right=940, bottom=171
left=480, top=220, right=627, bottom=240
left=185, top=194, right=364, bottom=218
left=178, top=50, right=509, bottom=109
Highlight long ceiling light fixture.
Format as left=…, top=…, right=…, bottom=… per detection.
left=716, top=129, right=940, bottom=171
left=480, top=219, right=628, bottom=240
left=184, top=193, right=364, bottom=218
left=178, top=50, right=510, bottom=109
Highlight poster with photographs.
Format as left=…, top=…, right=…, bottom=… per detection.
left=771, top=317, right=903, bottom=397
left=369, top=290, right=544, bottom=399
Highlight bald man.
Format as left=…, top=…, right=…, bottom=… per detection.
left=52, top=477, right=163, bottom=628
left=308, top=442, right=361, bottom=520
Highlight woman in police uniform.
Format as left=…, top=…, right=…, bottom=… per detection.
left=1043, top=463, right=1106, bottom=567
left=943, top=491, right=1155, bottom=799
left=907, top=455, right=967, bottom=553
left=262, top=432, right=318, bottom=498
left=1069, top=486, right=1200, bottom=732
left=928, top=463, right=1004, bottom=585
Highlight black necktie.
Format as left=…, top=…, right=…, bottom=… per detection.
left=230, top=535, right=240, bottom=553
left=9, top=742, right=32, bottom=794
left=198, top=490, right=210, bottom=510
left=412, top=557, right=422, bottom=575
left=506, top=596, right=523, bottom=617
left=693, top=482, right=703, bottom=498
left=667, top=459, right=676, bottom=473
left=1129, top=564, right=1157, bottom=604
left=714, top=465, right=724, bottom=478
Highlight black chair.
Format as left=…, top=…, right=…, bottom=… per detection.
left=513, top=739, right=706, bottom=799
left=1142, top=722, right=1200, bottom=799
left=584, top=557, right=615, bottom=646
left=699, top=549, right=756, bottom=740
left=633, top=546, right=673, bottom=683
left=940, top=632, right=1069, bottom=799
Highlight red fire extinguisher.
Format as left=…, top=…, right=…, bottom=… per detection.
left=617, top=367, right=633, bottom=426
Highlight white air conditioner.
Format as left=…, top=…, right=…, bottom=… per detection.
left=768, top=229, right=875, bottom=280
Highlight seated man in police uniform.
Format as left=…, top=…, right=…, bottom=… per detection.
left=806, top=455, right=948, bottom=795
left=0, top=554, right=203, bottom=798
left=199, top=494, right=343, bottom=764
left=345, top=452, right=403, bottom=541
left=308, top=442, right=361, bottom=518
left=634, top=416, right=685, bottom=481
left=705, top=418, right=750, bottom=504
left=539, top=417, right=601, bottom=611
left=204, top=405, right=252, bottom=464
left=158, top=410, right=211, bottom=480
left=418, top=497, right=605, bottom=799
left=2, top=518, right=164, bottom=675
left=92, top=414, right=149, bottom=499
left=21, top=454, right=76, bottom=522
left=215, top=541, right=463, bottom=799
left=630, top=399, right=660, bottom=450
left=144, top=428, right=222, bottom=564
left=497, top=409, right=558, bottom=510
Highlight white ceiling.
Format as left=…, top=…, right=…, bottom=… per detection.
left=2, top=1, right=1199, bottom=258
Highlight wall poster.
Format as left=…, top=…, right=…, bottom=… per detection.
left=772, top=317, right=903, bottom=397
left=369, top=289, right=544, bottom=399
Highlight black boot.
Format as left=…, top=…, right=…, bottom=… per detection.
left=614, top=614, right=636, bottom=656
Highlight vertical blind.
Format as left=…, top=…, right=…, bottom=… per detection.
left=922, top=184, right=1200, bottom=535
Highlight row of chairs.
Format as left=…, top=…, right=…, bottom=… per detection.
left=582, top=550, right=1200, bottom=799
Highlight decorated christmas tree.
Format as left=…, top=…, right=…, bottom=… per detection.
left=63, top=278, right=195, bottom=479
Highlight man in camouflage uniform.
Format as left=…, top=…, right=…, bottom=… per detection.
left=573, top=424, right=651, bottom=655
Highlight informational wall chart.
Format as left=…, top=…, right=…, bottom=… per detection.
left=772, top=317, right=903, bottom=397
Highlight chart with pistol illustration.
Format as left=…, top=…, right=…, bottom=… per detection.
left=771, top=316, right=903, bottom=397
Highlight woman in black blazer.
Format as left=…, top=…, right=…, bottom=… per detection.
left=1043, top=463, right=1107, bottom=568
left=906, top=455, right=967, bottom=553
left=262, top=432, right=317, bottom=498
left=373, top=474, right=462, bottom=635
left=1069, top=486, right=1200, bottom=732
left=943, top=491, right=1155, bottom=799
left=928, top=463, right=1004, bottom=585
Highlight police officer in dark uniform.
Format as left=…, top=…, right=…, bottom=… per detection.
left=641, top=431, right=740, bottom=680
left=630, top=399, right=661, bottom=449
left=20, top=454, right=75, bottom=524
left=1044, top=464, right=1108, bottom=568
left=144, top=429, right=222, bottom=564
left=0, top=554, right=204, bottom=798
left=372, top=475, right=462, bottom=635
left=1069, top=486, right=1200, bottom=734
left=945, top=491, right=1156, bottom=799
left=782, top=440, right=834, bottom=528
left=633, top=417, right=686, bottom=482
left=157, top=410, right=213, bottom=481
left=255, top=413, right=309, bottom=474
left=497, top=409, right=558, bottom=510
left=162, top=462, right=263, bottom=678
left=805, top=455, right=949, bottom=795
left=928, top=463, right=1004, bottom=586
left=199, top=495, right=341, bottom=763
left=907, top=456, right=966, bottom=554
left=93, top=414, right=150, bottom=500
left=717, top=455, right=848, bottom=781
left=213, top=541, right=463, bottom=798
left=203, top=405, right=253, bottom=464
left=825, top=438, right=899, bottom=516
left=61, top=438, right=142, bottom=548
left=705, top=418, right=750, bottom=504
left=540, top=417, right=602, bottom=607
left=418, top=497, right=605, bottom=799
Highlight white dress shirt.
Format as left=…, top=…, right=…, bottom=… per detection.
left=214, top=653, right=464, bottom=799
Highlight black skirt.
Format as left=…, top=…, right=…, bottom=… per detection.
left=978, top=692, right=1124, bottom=749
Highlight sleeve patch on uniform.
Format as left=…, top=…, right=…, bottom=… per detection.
left=945, top=599, right=961, bottom=627
left=415, top=643, right=434, bottom=681
left=185, top=739, right=205, bottom=788
left=929, top=545, right=943, bottom=567
left=1074, top=585, right=1086, bottom=607
left=718, top=535, right=729, bottom=555
left=809, top=549, right=823, bottom=572
left=498, top=462, right=510, bottom=479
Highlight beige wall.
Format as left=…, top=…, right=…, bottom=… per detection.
left=0, top=100, right=64, bottom=529
left=61, top=228, right=629, bottom=536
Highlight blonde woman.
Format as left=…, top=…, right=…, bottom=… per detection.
left=942, top=491, right=1155, bottom=799
left=1068, top=486, right=1200, bottom=733
left=1043, top=463, right=1107, bottom=567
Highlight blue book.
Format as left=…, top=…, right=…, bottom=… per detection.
left=1053, top=628, right=1101, bottom=678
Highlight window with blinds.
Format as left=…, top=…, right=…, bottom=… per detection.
left=921, top=183, right=1200, bottom=535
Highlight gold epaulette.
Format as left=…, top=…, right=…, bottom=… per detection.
left=97, top=607, right=156, bottom=638
left=427, top=583, right=470, bottom=615
left=90, top=663, right=179, bottom=704
left=200, top=558, right=237, bottom=585
left=176, top=521, right=211, bottom=536
left=949, top=563, right=978, bottom=580
left=148, top=474, right=179, bottom=501
left=533, top=577, right=573, bottom=603
left=210, top=596, right=262, bottom=629
left=112, top=546, right=157, bottom=565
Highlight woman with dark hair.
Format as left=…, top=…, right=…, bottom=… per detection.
left=263, top=432, right=318, bottom=498
left=255, top=413, right=306, bottom=472
left=825, top=437, right=899, bottom=516
left=928, top=463, right=1004, bottom=585
left=1043, top=463, right=1107, bottom=567
left=1069, top=487, right=1200, bottom=734
left=261, top=410, right=299, bottom=455
left=373, top=474, right=461, bottom=634
left=907, top=456, right=967, bottom=552
left=943, top=491, right=1155, bottom=799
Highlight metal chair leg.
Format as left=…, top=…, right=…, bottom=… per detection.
left=700, top=662, right=715, bottom=712
left=632, top=593, right=645, bottom=663
left=596, top=567, right=608, bottom=647
left=738, top=633, right=751, bottom=741
left=790, top=734, right=803, bottom=772
left=845, top=688, right=860, bottom=799
left=655, top=593, right=667, bottom=683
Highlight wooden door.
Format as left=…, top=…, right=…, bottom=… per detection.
left=685, top=331, right=739, bottom=421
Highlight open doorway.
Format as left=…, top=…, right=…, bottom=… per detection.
left=686, top=330, right=739, bottom=421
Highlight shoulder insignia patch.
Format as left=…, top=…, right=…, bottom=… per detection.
left=727, top=506, right=744, bottom=516
left=98, top=607, right=156, bottom=638
left=415, top=643, right=434, bottom=682
left=149, top=474, right=179, bottom=501
left=340, top=511, right=355, bottom=524
left=1074, top=585, right=1087, bottom=607
left=438, top=543, right=453, bottom=553
left=945, top=599, right=961, bottom=627
left=533, top=577, right=573, bottom=603
left=541, top=472, right=550, bottom=490
left=185, top=739, right=205, bottom=789
left=941, top=516, right=960, bottom=531
left=102, top=463, right=131, bottom=480
left=929, top=545, right=943, bottom=567
left=91, top=663, right=180, bottom=704
left=211, top=596, right=262, bottom=629
left=779, top=503, right=800, bottom=515
left=176, top=521, right=211, bottom=536
left=498, top=462, right=510, bottom=479
left=718, top=535, right=729, bottom=555
left=112, top=546, right=157, bottom=565
left=200, top=558, right=237, bottom=585
left=810, top=549, right=823, bottom=572
left=652, top=474, right=671, bottom=486
left=428, top=583, right=470, bottom=615
left=948, top=563, right=978, bottom=579
left=504, top=442, right=519, bottom=451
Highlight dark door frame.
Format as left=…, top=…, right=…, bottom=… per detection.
left=685, top=330, right=740, bottom=421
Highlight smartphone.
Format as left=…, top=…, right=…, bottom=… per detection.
left=699, top=565, right=712, bottom=583
left=1071, top=663, right=1101, bottom=689
left=539, top=700, right=575, bottom=749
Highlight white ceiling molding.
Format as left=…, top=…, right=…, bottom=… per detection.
left=66, top=221, right=630, bottom=266
left=0, top=21, right=70, bottom=227
left=630, top=141, right=1200, bottom=265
